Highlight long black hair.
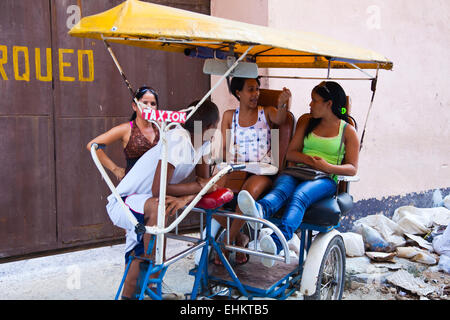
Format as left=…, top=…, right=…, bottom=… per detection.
left=182, top=99, right=220, bottom=134
left=304, top=81, right=357, bottom=137
left=129, top=86, right=160, bottom=121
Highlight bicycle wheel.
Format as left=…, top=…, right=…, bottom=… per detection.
left=304, top=235, right=346, bottom=300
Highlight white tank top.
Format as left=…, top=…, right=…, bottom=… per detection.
left=229, top=106, right=272, bottom=163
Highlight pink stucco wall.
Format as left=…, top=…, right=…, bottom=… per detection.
left=211, top=0, right=450, bottom=201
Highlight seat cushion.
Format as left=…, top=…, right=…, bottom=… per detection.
left=196, top=188, right=234, bottom=210
left=336, top=192, right=353, bottom=215
left=302, top=193, right=353, bottom=227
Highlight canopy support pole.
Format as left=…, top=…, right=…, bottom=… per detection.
left=359, top=65, right=379, bottom=151
left=327, top=60, right=331, bottom=79
left=348, top=62, right=375, bottom=79
left=102, top=36, right=146, bottom=116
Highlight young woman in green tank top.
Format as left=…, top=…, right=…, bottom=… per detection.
left=237, top=81, right=360, bottom=267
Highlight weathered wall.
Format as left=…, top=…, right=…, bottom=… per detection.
left=0, top=0, right=210, bottom=259
left=211, top=0, right=450, bottom=226
left=266, top=0, right=450, bottom=201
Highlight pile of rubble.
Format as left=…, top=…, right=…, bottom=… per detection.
left=342, top=195, right=450, bottom=300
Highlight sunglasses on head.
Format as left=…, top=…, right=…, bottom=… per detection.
left=136, top=87, right=156, bottom=96
left=135, top=87, right=159, bottom=106
left=318, top=81, right=331, bottom=95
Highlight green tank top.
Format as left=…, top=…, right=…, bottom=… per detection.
left=301, top=120, right=347, bottom=182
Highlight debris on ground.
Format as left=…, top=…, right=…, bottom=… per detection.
left=437, top=255, right=450, bottom=274
left=405, top=233, right=433, bottom=251
left=396, top=246, right=438, bottom=265
left=343, top=199, right=450, bottom=300
left=444, top=194, right=450, bottom=210
left=386, top=269, right=435, bottom=296
left=365, top=252, right=396, bottom=263
left=341, top=232, right=365, bottom=257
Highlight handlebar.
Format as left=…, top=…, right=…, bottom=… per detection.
left=230, top=164, right=246, bottom=171
left=90, top=145, right=253, bottom=241
left=90, top=143, right=141, bottom=231
left=92, top=143, right=106, bottom=150
left=89, top=149, right=290, bottom=264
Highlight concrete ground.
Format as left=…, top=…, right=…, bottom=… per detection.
left=0, top=238, right=196, bottom=300
left=1, top=234, right=448, bottom=300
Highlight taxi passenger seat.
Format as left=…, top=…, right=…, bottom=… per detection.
left=258, top=89, right=295, bottom=170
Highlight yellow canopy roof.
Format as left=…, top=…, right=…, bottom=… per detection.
left=69, top=0, right=393, bottom=70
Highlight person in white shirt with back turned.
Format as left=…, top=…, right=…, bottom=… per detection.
left=105, top=99, right=220, bottom=299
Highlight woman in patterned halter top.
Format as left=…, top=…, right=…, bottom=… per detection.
left=215, top=77, right=292, bottom=265
left=87, top=87, right=160, bottom=181
left=124, top=118, right=160, bottom=174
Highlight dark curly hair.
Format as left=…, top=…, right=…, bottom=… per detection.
left=229, top=77, right=261, bottom=101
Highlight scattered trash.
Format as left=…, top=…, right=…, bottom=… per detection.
left=386, top=270, right=436, bottom=296
left=410, top=252, right=438, bottom=265
left=345, top=256, right=373, bottom=275
left=392, top=206, right=432, bottom=235
left=341, top=232, right=365, bottom=257
left=365, top=252, right=396, bottom=263
left=432, top=223, right=450, bottom=274
left=404, top=233, right=433, bottom=251
left=392, top=206, right=450, bottom=234
left=396, top=246, right=437, bottom=265
left=359, top=224, right=394, bottom=252
left=437, top=254, right=450, bottom=274
left=353, top=214, right=406, bottom=248
left=428, top=207, right=450, bottom=226
left=424, top=224, right=446, bottom=242
left=375, top=262, right=403, bottom=271
left=444, top=195, right=450, bottom=210
left=444, top=285, right=450, bottom=295
left=432, top=223, right=450, bottom=256
left=344, top=202, right=450, bottom=300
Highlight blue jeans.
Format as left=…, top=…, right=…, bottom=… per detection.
left=258, top=174, right=337, bottom=253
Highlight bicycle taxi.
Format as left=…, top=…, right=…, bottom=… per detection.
left=69, top=0, right=393, bottom=300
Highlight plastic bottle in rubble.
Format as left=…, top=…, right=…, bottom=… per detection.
left=360, top=224, right=393, bottom=252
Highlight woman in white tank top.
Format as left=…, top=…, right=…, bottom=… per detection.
left=216, top=77, right=292, bottom=264
left=230, top=105, right=272, bottom=163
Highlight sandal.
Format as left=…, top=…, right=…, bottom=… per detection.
left=214, top=233, right=250, bottom=266
left=235, top=252, right=249, bottom=265
left=214, top=249, right=229, bottom=266
left=235, top=232, right=250, bottom=265
left=214, top=250, right=250, bottom=266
